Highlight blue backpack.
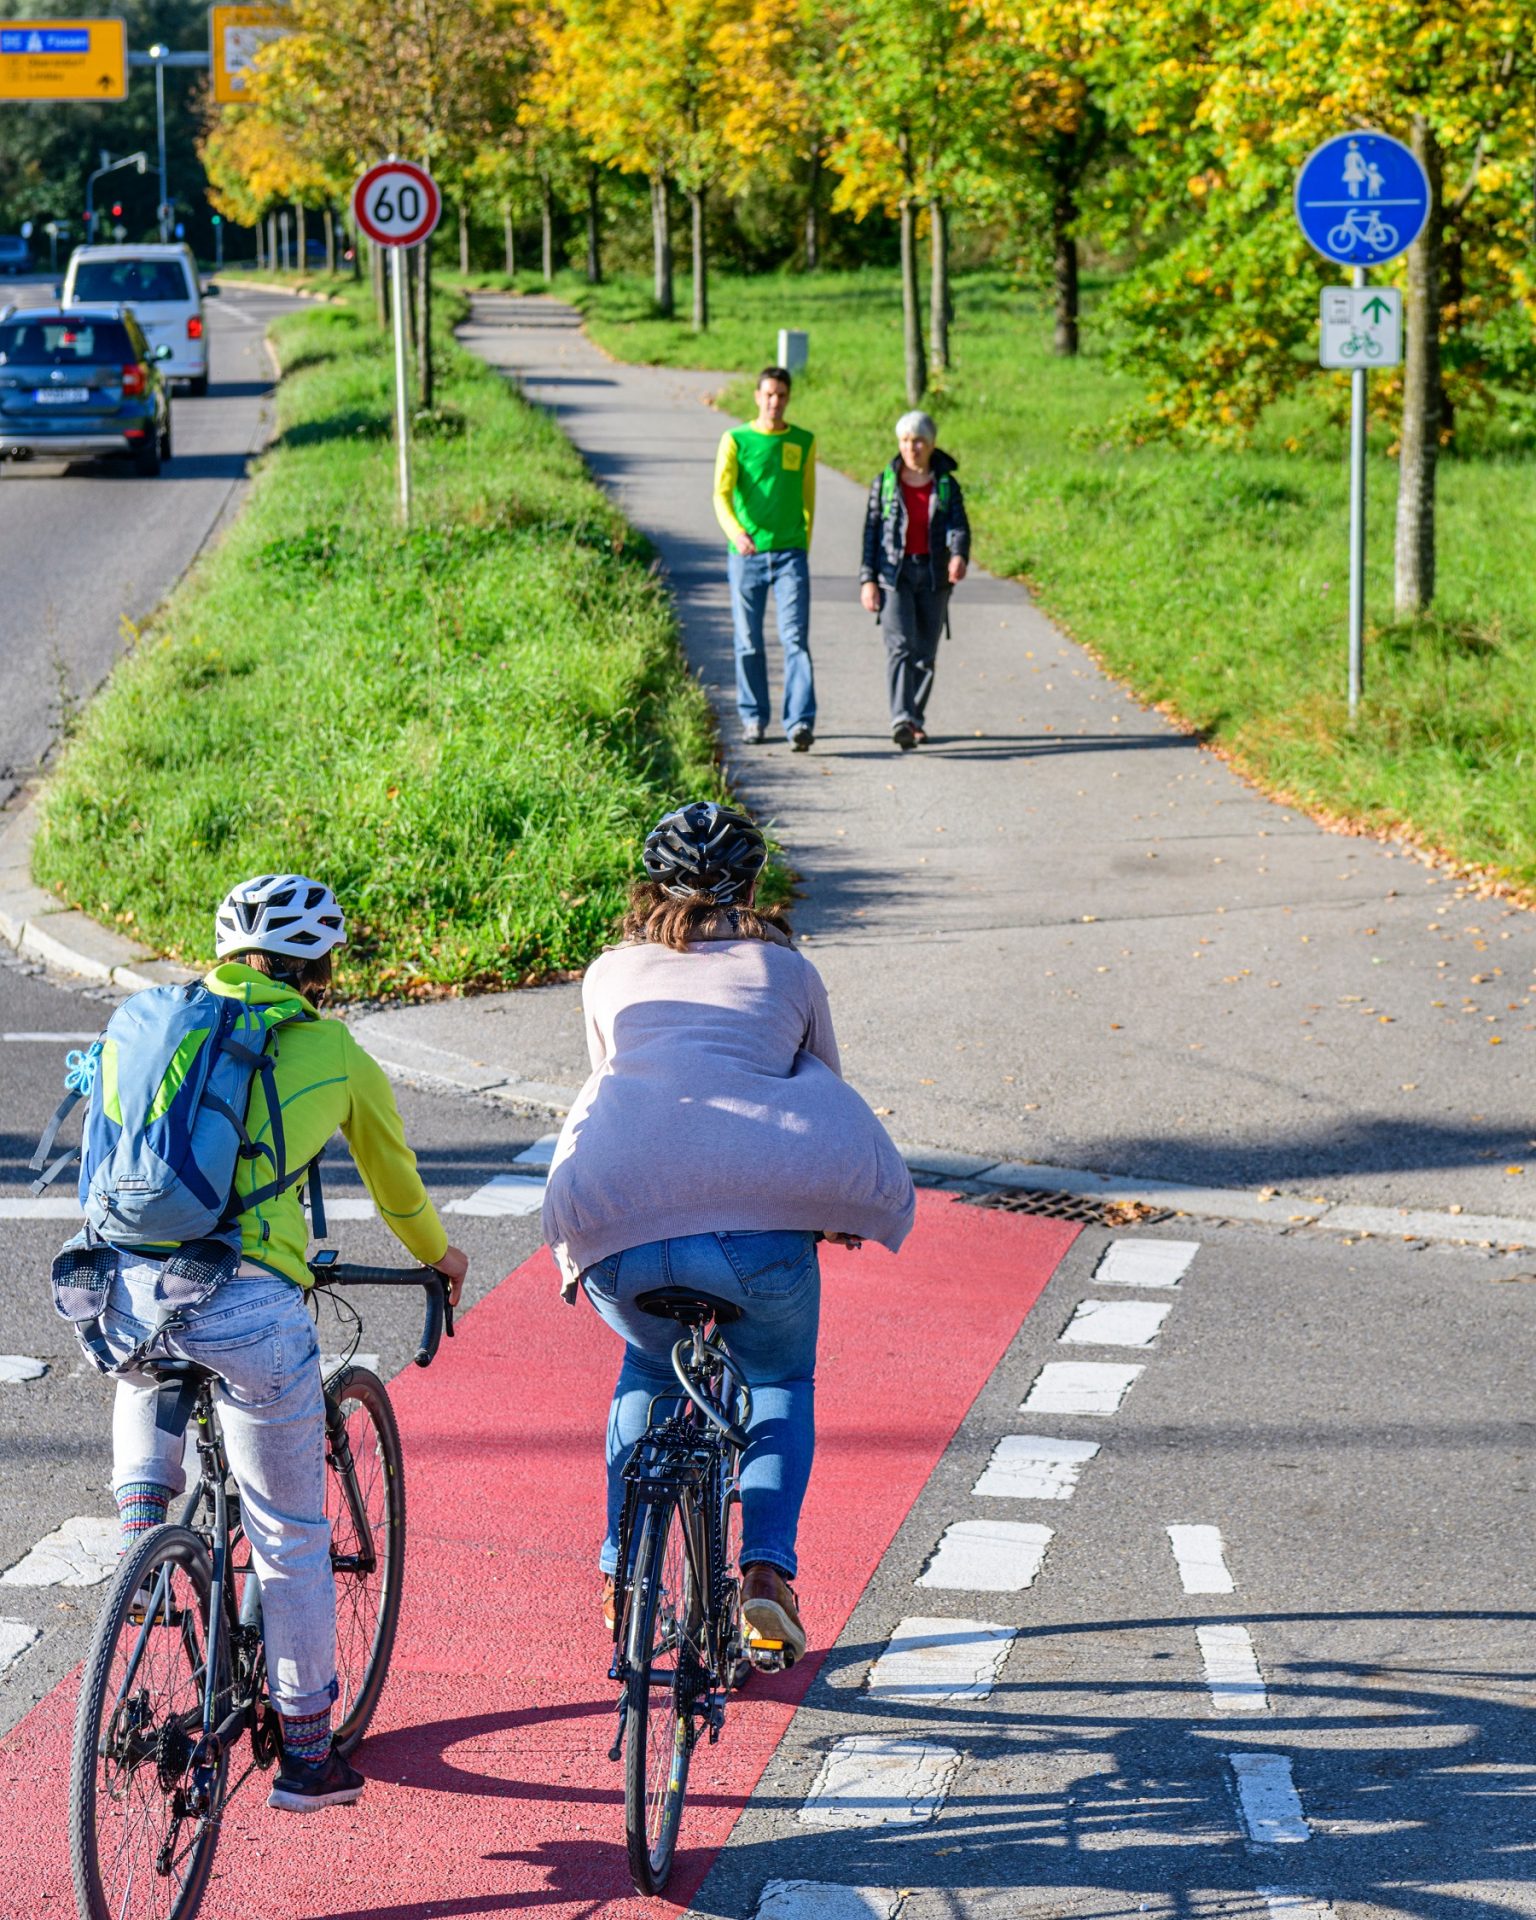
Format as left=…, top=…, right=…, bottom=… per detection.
left=31, top=981, right=316, bottom=1247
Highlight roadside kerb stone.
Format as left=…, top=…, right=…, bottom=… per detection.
left=977, top=1160, right=1331, bottom=1227
left=1323, top=1204, right=1536, bottom=1247
left=19, top=910, right=153, bottom=985
left=0, top=883, right=66, bottom=949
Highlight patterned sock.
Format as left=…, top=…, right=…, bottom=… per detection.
left=115, top=1481, right=172, bottom=1550
left=280, top=1705, right=332, bottom=1769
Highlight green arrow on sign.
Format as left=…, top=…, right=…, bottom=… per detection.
left=1362, top=295, right=1392, bottom=322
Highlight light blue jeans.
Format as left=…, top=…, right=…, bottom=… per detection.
left=728, top=547, right=816, bottom=736
left=102, top=1260, right=337, bottom=1719
left=581, top=1230, right=820, bottom=1580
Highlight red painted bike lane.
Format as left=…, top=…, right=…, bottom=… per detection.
left=3, top=1193, right=1075, bottom=1918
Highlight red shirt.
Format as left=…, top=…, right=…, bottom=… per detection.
left=900, top=476, right=933, bottom=557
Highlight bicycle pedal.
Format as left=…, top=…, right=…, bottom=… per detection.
left=746, top=1634, right=784, bottom=1651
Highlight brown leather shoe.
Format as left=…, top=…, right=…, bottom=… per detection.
left=602, top=1573, right=618, bottom=1633
left=741, top=1562, right=806, bottom=1663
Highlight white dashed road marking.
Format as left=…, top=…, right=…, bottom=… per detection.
left=1259, top=1893, right=1335, bottom=1920
left=1059, top=1298, right=1174, bottom=1348
left=1197, top=1623, right=1270, bottom=1712
left=1229, top=1752, right=1311, bottom=1844
left=972, top=1434, right=1100, bottom=1501
left=1167, top=1523, right=1237, bottom=1593
left=799, top=1736, right=962, bottom=1827
left=0, top=1355, right=48, bottom=1382
left=1093, top=1239, right=1200, bottom=1288
left=1021, top=1361, right=1143, bottom=1417
left=444, top=1174, right=547, bottom=1217
left=2, top=1031, right=99, bottom=1042
left=512, top=1134, right=560, bottom=1170
left=917, top=1518, right=1052, bottom=1591
left=754, top=1883, right=902, bottom=1919
left=865, top=1617, right=1015, bottom=1702
left=0, top=1618, right=41, bottom=1674
left=1, top=1514, right=118, bottom=1587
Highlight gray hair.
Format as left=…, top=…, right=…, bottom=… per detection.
left=895, top=410, right=937, bottom=443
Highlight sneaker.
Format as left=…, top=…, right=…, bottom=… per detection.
left=602, top=1573, right=618, bottom=1632
left=789, top=726, right=814, bottom=753
left=267, top=1743, right=365, bottom=1813
left=911, top=726, right=928, bottom=744
left=740, top=721, right=766, bottom=744
left=892, top=721, right=917, bottom=750
left=741, top=1562, right=806, bottom=1664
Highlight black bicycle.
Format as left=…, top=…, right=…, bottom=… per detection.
left=67, top=1258, right=453, bottom=1920
left=607, top=1286, right=788, bottom=1895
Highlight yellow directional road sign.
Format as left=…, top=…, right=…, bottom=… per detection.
left=0, top=18, right=127, bottom=101
left=210, top=5, right=289, bottom=105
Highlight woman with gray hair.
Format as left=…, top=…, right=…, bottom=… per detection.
left=859, top=410, right=971, bottom=748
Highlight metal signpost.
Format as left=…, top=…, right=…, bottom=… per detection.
left=351, top=160, right=442, bottom=525
left=1295, top=131, right=1430, bottom=717
left=210, top=5, right=289, bottom=106
left=0, top=18, right=126, bottom=100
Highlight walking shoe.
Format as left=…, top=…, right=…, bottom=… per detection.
left=790, top=726, right=814, bottom=753
left=911, top=726, right=928, bottom=744
left=741, top=722, right=766, bottom=744
left=892, top=721, right=917, bottom=750
left=741, top=1562, right=806, bottom=1664
left=602, top=1572, right=618, bottom=1632
left=267, top=1743, right=365, bottom=1813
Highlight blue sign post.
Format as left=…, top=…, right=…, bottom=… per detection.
left=1295, top=131, right=1431, bottom=717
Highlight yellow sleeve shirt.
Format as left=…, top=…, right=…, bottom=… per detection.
left=713, top=430, right=747, bottom=545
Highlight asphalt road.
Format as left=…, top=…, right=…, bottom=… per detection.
left=0, top=273, right=303, bottom=806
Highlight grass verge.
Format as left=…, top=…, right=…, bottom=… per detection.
left=33, top=284, right=727, bottom=995
left=564, top=265, right=1536, bottom=896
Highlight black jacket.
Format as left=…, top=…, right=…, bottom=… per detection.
left=859, top=450, right=971, bottom=591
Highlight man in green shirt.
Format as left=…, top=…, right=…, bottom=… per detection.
left=713, top=365, right=818, bottom=749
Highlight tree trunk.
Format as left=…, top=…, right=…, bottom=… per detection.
left=690, top=185, right=708, bottom=332
left=929, top=193, right=950, bottom=374
left=1394, top=115, right=1443, bottom=617
left=899, top=195, right=926, bottom=406
left=255, top=218, right=266, bottom=271
left=1051, top=178, right=1080, bottom=356
left=586, top=164, right=602, bottom=284
left=541, top=172, right=555, bottom=282
left=371, top=235, right=387, bottom=329
left=651, top=173, right=674, bottom=318
left=296, top=203, right=307, bottom=273
left=268, top=212, right=278, bottom=273
left=323, top=205, right=335, bottom=275
left=804, top=142, right=821, bottom=271
left=504, top=202, right=516, bottom=276
left=416, top=241, right=434, bottom=411
left=458, top=203, right=470, bottom=275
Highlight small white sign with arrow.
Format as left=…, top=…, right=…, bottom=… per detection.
left=1319, top=285, right=1402, bottom=369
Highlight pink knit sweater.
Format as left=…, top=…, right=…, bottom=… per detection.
left=542, top=931, right=915, bottom=1292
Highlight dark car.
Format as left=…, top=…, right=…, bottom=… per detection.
left=0, top=307, right=172, bottom=474
left=0, top=235, right=30, bottom=275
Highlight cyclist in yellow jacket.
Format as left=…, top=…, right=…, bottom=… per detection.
left=97, top=874, right=468, bottom=1812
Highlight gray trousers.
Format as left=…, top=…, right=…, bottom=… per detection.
left=883, top=557, right=950, bottom=727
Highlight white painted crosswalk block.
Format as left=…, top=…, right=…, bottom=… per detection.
left=866, top=1616, right=1014, bottom=1702
left=1198, top=1623, right=1269, bottom=1712
left=1229, top=1752, right=1310, bottom=1844
left=322, top=1352, right=382, bottom=1383
left=1260, top=1893, right=1335, bottom=1920
left=512, top=1133, right=561, bottom=1171
left=1059, top=1298, right=1174, bottom=1348
left=1, top=1515, right=118, bottom=1587
left=1168, top=1524, right=1237, bottom=1593
left=0, top=1618, right=41, bottom=1674
left=1021, top=1362, right=1143, bottom=1417
left=918, top=1518, right=1052, bottom=1591
left=754, top=1884, right=902, bottom=1920
left=445, top=1174, right=547, bottom=1217
left=799, top=1736, right=961, bottom=1827
left=972, top=1434, right=1099, bottom=1500
left=1094, top=1240, right=1200, bottom=1288
left=0, top=1355, right=48, bottom=1382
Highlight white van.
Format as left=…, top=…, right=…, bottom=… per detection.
left=61, top=244, right=211, bottom=395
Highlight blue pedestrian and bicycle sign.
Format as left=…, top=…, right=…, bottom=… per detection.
left=1294, top=130, right=1431, bottom=267
left=1, top=28, right=91, bottom=53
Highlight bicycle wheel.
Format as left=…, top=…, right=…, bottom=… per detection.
left=623, top=1495, right=702, bottom=1894
left=70, top=1526, right=228, bottom=1920
left=325, top=1366, right=405, bottom=1754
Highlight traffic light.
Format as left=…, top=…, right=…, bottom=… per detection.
left=111, top=202, right=122, bottom=218
left=211, top=213, right=222, bottom=226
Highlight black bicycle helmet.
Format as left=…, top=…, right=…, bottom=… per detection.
left=642, top=801, right=767, bottom=904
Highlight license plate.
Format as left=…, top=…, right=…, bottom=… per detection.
left=34, top=387, right=90, bottom=404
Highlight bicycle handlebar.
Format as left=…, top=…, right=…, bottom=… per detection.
left=306, top=1262, right=456, bottom=1369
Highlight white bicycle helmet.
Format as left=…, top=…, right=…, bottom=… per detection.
left=214, top=874, right=347, bottom=961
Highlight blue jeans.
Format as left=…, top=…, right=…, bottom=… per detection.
left=728, top=547, right=816, bottom=736
left=581, top=1231, right=820, bottom=1580
left=101, top=1261, right=336, bottom=1719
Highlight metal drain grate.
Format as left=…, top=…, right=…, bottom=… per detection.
left=959, top=1186, right=1173, bottom=1228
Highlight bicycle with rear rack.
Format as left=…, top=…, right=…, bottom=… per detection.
left=607, top=1285, right=789, bottom=1896
left=67, top=1257, right=454, bottom=1920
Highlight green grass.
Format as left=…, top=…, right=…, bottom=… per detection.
left=567, top=265, right=1536, bottom=893
left=32, top=285, right=729, bottom=994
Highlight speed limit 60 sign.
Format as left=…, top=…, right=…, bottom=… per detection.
left=352, top=160, right=441, bottom=248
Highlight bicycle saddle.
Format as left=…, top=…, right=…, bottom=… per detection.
left=634, top=1286, right=742, bottom=1327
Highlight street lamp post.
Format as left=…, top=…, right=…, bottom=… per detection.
left=148, top=44, right=169, bottom=239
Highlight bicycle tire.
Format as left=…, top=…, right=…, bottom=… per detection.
left=325, top=1366, right=405, bottom=1754
left=623, top=1495, right=698, bottom=1894
left=70, top=1526, right=227, bottom=1920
